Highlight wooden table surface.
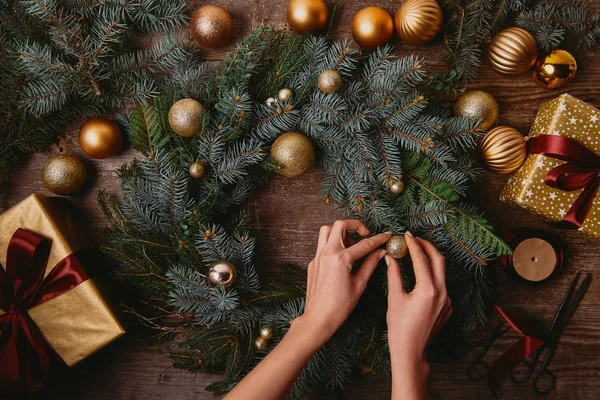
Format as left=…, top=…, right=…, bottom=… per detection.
left=3, top=0, right=600, bottom=399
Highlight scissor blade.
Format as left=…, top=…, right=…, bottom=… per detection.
left=561, top=274, right=592, bottom=330
left=546, top=272, right=581, bottom=338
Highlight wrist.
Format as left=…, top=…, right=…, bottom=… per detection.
left=289, top=315, right=335, bottom=348
left=390, top=345, right=429, bottom=376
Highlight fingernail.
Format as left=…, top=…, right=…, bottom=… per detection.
left=379, top=249, right=387, bottom=259
left=385, top=255, right=392, bottom=266
left=405, top=231, right=413, bottom=238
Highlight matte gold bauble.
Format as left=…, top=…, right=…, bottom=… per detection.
left=479, top=126, right=526, bottom=174
left=260, top=327, right=273, bottom=340
left=394, top=0, right=443, bottom=45
left=270, top=132, right=315, bottom=178
left=318, top=69, right=342, bottom=94
left=351, top=7, right=394, bottom=50
left=191, top=5, right=234, bottom=48
left=453, top=90, right=499, bottom=130
left=388, top=178, right=405, bottom=194
left=78, top=117, right=123, bottom=159
left=488, top=27, right=538, bottom=75
left=168, top=98, right=205, bottom=137
left=386, top=235, right=408, bottom=259
left=189, top=161, right=205, bottom=179
left=533, top=50, right=577, bottom=89
left=278, top=88, right=293, bottom=102
left=254, top=336, right=269, bottom=351
left=207, top=260, right=236, bottom=288
left=42, top=154, right=87, bottom=195
left=286, top=0, right=328, bottom=34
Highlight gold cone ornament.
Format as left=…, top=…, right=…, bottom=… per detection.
left=479, top=126, right=526, bottom=174
left=286, top=0, right=328, bottom=34
left=453, top=90, right=499, bottom=130
left=351, top=7, right=394, bottom=50
left=42, top=154, right=87, bottom=195
left=78, top=117, right=123, bottom=159
left=168, top=98, right=205, bottom=137
left=488, top=27, right=538, bottom=75
left=270, top=132, right=315, bottom=178
left=394, top=0, right=443, bottom=45
left=533, top=50, right=577, bottom=89
left=191, top=5, right=234, bottom=48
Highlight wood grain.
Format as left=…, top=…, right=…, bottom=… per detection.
left=4, top=0, right=600, bottom=398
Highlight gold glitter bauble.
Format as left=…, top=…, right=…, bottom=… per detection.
left=386, top=235, right=408, bottom=259
left=286, top=0, right=328, bottom=34
left=41, top=154, right=87, bottom=195
left=318, top=69, right=342, bottom=94
left=270, top=132, right=315, bottom=178
left=278, top=88, right=293, bottom=102
left=254, top=336, right=269, bottom=351
left=394, top=0, right=443, bottom=46
left=453, top=90, right=499, bottom=130
left=260, top=327, right=273, bottom=340
left=388, top=179, right=405, bottom=194
left=78, top=117, right=123, bottom=159
left=189, top=161, right=205, bottom=179
left=488, top=27, right=538, bottom=75
left=351, top=7, right=394, bottom=50
left=479, top=126, right=526, bottom=174
left=207, top=260, right=236, bottom=288
left=168, top=98, right=205, bottom=137
left=533, top=50, right=577, bottom=90
left=191, top=5, right=234, bottom=49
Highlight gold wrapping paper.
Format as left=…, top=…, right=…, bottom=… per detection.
left=500, top=94, right=600, bottom=238
left=0, top=194, right=125, bottom=366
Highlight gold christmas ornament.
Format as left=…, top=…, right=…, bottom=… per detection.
left=453, top=90, right=499, bottom=130
left=479, top=126, right=526, bottom=174
left=286, top=0, right=328, bottom=34
left=265, top=97, right=277, bottom=108
left=259, top=327, right=273, bottom=341
left=278, top=88, right=293, bottom=102
left=394, top=0, right=443, bottom=46
left=351, top=7, right=394, bottom=50
left=207, top=260, right=236, bottom=288
left=386, top=235, right=408, bottom=259
left=168, top=98, right=205, bottom=137
left=533, top=50, right=577, bottom=90
left=388, top=178, right=405, bottom=194
left=271, top=132, right=315, bottom=178
left=488, top=27, right=538, bottom=75
left=189, top=161, right=205, bottom=179
left=254, top=336, right=269, bottom=351
left=318, top=69, right=342, bottom=94
left=78, top=117, right=123, bottom=159
left=41, top=154, right=87, bottom=195
left=191, top=5, right=234, bottom=49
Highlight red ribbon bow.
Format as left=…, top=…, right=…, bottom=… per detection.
left=0, top=228, right=89, bottom=391
left=528, top=134, right=600, bottom=228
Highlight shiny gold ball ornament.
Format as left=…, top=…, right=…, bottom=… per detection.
left=479, top=126, right=527, bottom=174
left=351, top=7, right=394, bottom=50
left=270, top=132, right=315, bottom=178
left=286, top=0, right=328, bottom=34
left=78, top=117, right=123, bottom=159
left=254, top=336, right=269, bottom=351
left=189, top=161, right=205, bottom=179
left=207, top=260, right=236, bottom=288
left=191, top=5, right=234, bottom=49
left=488, top=27, right=538, bottom=75
left=265, top=97, right=277, bottom=109
left=394, top=0, right=443, bottom=45
left=41, top=154, right=87, bottom=195
left=278, top=88, right=293, bottom=102
left=318, top=69, right=342, bottom=94
left=260, top=327, right=273, bottom=341
left=388, top=178, right=405, bottom=194
left=533, top=50, right=577, bottom=89
left=386, top=235, right=408, bottom=259
left=168, top=98, right=205, bottom=137
left=453, top=90, right=499, bottom=130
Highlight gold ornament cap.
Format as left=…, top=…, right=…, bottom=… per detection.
left=42, top=154, right=87, bottom=195
left=78, top=117, right=123, bottom=159
left=533, top=50, right=577, bottom=90
left=386, top=235, right=408, bottom=259
left=286, top=0, right=328, bottom=34
left=453, top=90, right=499, bottom=130
left=394, top=0, right=443, bottom=45
left=351, top=7, right=394, bottom=50
left=191, top=5, right=234, bottom=48
left=168, top=98, right=205, bottom=137
left=318, top=70, right=342, bottom=94
left=270, top=132, right=315, bottom=178
left=488, top=27, right=538, bottom=75
left=207, top=260, right=236, bottom=288
left=189, top=161, right=206, bottom=179
left=479, top=126, right=527, bottom=174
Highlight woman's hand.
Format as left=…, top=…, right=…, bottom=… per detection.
left=297, top=220, right=392, bottom=344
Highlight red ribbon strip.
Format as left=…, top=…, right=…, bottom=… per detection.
left=0, top=228, right=89, bottom=392
left=528, top=135, right=600, bottom=228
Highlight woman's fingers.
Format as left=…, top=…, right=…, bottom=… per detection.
left=316, top=225, right=331, bottom=257
left=345, top=232, right=392, bottom=261
left=355, top=249, right=387, bottom=288
left=385, top=254, right=405, bottom=298
left=416, top=238, right=446, bottom=291
left=330, top=220, right=370, bottom=248
left=405, top=232, right=433, bottom=288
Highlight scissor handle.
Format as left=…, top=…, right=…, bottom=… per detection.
left=532, top=368, right=556, bottom=395
left=467, top=359, right=488, bottom=381
left=510, top=358, right=535, bottom=383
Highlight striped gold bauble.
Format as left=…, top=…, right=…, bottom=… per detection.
left=488, top=27, right=538, bottom=75
left=479, top=126, right=526, bottom=174
left=394, top=0, right=443, bottom=46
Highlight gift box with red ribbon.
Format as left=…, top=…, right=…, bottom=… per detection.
left=0, top=194, right=125, bottom=392
left=501, top=94, right=600, bottom=238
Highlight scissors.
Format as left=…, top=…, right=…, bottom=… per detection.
left=467, top=322, right=509, bottom=380
left=509, top=272, right=592, bottom=394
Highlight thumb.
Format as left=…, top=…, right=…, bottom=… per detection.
left=386, top=255, right=405, bottom=299
left=355, top=249, right=387, bottom=288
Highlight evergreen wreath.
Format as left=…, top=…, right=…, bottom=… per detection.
left=99, top=25, right=512, bottom=398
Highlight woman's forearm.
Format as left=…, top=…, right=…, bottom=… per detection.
left=390, top=349, right=430, bottom=400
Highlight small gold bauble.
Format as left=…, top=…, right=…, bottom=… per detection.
left=270, top=132, right=315, bottom=178
left=278, top=88, right=293, bottom=102
left=318, top=69, right=342, bottom=94
left=453, top=90, right=499, bottom=130
left=394, top=0, right=443, bottom=46
left=189, top=161, right=205, bottom=179
left=260, top=327, right=273, bottom=341
left=78, top=117, right=123, bottom=159
left=351, top=7, right=394, bottom=50
left=388, top=179, right=405, bottom=194
left=254, top=336, right=269, bottom=351
left=286, top=0, right=328, bottom=34
left=265, top=97, right=277, bottom=109
left=207, top=260, right=236, bottom=288
left=41, top=154, right=87, bottom=195
left=479, top=126, right=526, bottom=174
left=168, top=98, right=205, bottom=138
left=488, top=27, right=538, bottom=75
left=533, top=50, right=577, bottom=90
left=386, top=235, right=408, bottom=259
left=191, top=5, right=234, bottom=49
